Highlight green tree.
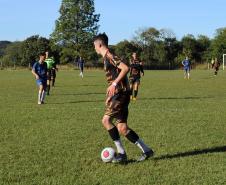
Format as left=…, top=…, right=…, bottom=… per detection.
left=114, top=40, right=140, bottom=62
left=21, top=35, right=50, bottom=66
left=1, top=42, right=23, bottom=67
left=50, top=0, right=99, bottom=64
left=0, top=41, right=11, bottom=57
left=210, top=27, right=226, bottom=62
left=181, top=34, right=197, bottom=59
left=133, top=27, right=161, bottom=68
left=196, top=35, right=211, bottom=63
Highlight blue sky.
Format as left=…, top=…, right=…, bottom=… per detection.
left=0, top=0, right=225, bottom=44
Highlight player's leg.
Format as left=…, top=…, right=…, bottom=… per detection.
left=102, top=115, right=126, bottom=162
left=38, top=84, right=43, bottom=104
left=117, top=122, right=153, bottom=162
left=46, top=70, right=51, bottom=95
left=187, top=69, right=190, bottom=79
left=129, top=78, right=134, bottom=100
left=184, top=69, right=187, bottom=79
left=215, top=67, right=218, bottom=75
left=81, top=65, right=84, bottom=78
left=40, top=81, right=47, bottom=104
left=46, top=80, right=50, bottom=95
left=51, top=70, right=56, bottom=87
left=36, top=79, right=43, bottom=104
left=133, top=80, right=140, bottom=100
left=115, top=92, right=153, bottom=162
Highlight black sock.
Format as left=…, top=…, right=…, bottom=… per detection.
left=52, top=79, right=55, bottom=86
left=46, top=85, right=50, bottom=95
left=108, top=126, right=120, bottom=141
left=126, top=129, right=139, bottom=144
left=134, top=90, right=138, bottom=98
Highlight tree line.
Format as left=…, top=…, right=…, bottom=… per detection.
left=0, top=0, right=226, bottom=69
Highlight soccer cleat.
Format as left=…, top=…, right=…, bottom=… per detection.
left=112, top=153, right=127, bottom=163
left=133, top=97, right=137, bottom=101
left=130, top=95, right=133, bottom=100
left=38, top=101, right=42, bottom=105
left=137, top=149, right=154, bottom=162
left=41, top=101, right=45, bottom=104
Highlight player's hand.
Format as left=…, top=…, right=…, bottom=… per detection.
left=35, top=75, right=39, bottom=80
left=142, top=73, right=144, bottom=76
left=107, top=84, right=116, bottom=97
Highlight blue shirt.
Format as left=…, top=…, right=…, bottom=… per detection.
left=32, top=61, right=47, bottom=79
left=78, top=58, right=84, bottom=67
left=182, top=59, right=190, bottom=69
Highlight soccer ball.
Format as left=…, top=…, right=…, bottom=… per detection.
left=101, top=147, right=115, bottom=163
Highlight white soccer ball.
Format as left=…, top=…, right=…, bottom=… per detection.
left=101, top=147, right=115, bottom=163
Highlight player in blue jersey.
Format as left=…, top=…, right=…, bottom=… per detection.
left=31, top=52, right=47, bottom=104
left=182, top=56, right=191, bottom=79
left=78, top=56, right=85, bottom=78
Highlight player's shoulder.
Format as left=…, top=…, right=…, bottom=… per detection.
left=32, top=61, right=39, bottom=68
left=106, top=52, right=122, bottom=66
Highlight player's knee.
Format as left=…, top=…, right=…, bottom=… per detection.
left=117, top=123, right=128, bottom=136
left=39, top=85, right=43, bottom=91
left=102, top=116, right=111, bottom=128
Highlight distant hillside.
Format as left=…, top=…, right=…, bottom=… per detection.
left=0, top=41, right=12, bottom=57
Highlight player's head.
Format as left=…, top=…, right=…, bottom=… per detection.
left=39, top=52, right=46, bottom=62
left=93, top=33, right=108, bottom=54
left=132, top=52, right=137, bottom=59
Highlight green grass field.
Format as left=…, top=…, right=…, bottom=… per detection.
left=0, top=69, right=226, bottom=185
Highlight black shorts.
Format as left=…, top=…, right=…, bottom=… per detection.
left=51, top=69, right=56, bottom=78
left=47, top=70, right=52, bottom=81
left=105, top=91, right=130, bottom=123
left=129, top=76, right=140, bottom=85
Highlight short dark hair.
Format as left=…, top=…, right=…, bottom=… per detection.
left=93, top=32, right=108, bottom=46
left=39, top=52, right=46, bottom=56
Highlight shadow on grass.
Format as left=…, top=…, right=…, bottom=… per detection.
left=48, top=99, right=103, bottom=104
left=154, top=145, right=226, bottom=161
left=54, top=92, right=105, bottom=96
left=140, top=96, right=214, bottom=101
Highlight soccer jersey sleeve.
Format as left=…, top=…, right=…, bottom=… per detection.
left=111, top=56, right=121, bottom=67
left=32, top=62, right=37, bottom=72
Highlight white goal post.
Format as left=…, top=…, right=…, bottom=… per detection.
left=223, top=54, right=226, bottom=70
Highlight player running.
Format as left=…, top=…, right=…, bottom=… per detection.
left=129, top=52, right=144, bottom=101
left=45, top=51, right=56, bottom=95
left=182, top=56, right=191, bottom=79
left=31, top=52, right=47, bottom=105
left=212, top=57, right=220, bottom=76
left=77, top=56, right=85, bottom=78
left=93, top=33, right=154, bottom=163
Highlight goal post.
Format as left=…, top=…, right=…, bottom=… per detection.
left=223, top=54, right=226, bottom=70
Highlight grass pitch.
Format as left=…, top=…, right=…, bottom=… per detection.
left=0, top=69, right=226, bottom=185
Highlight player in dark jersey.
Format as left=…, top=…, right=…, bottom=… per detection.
left=212, top=57, right=220, bottom=76
left=31, top=52, right=47, bottom=104
left=45, top=51, right=57, bottom=94
left=51, top=61, right=57, bottom=87
left=129, top=52, right=144, bottom=101
left=93, top=33, right=154, bottom=163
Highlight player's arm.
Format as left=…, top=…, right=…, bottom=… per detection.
left=182, top=61, right=184, bottom=66
left=31, top=64, right=39, bottom=79
left=107, top=57, right=129, bottom=97
left=140, top=62, right=144, bottom=76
